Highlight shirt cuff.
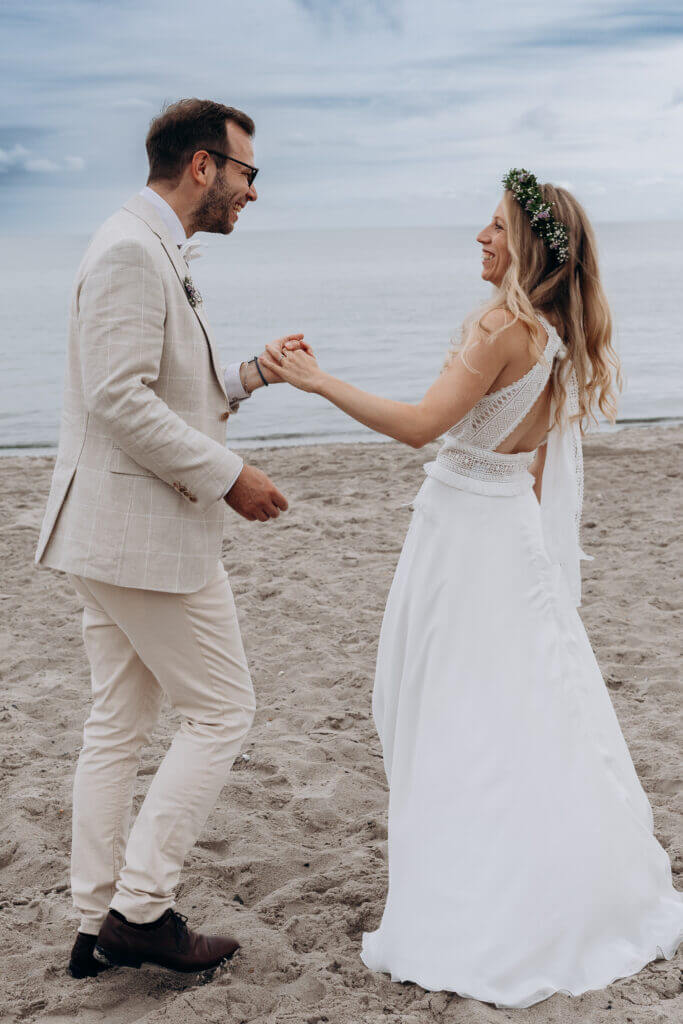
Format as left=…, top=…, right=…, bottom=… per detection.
left=222, top=458, right=244, bottom=500
left=224, top=361, right=251, bottom=403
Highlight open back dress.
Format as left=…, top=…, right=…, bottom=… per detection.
left=360, top=313, right=683, bottom=1008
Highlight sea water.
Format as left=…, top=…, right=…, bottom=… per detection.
left=1, top=223, right=680, bottom=454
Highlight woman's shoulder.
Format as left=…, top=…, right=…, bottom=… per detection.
left=479, top=307, right=516, bottom=333
left=478, top=307, right=540, bottom=350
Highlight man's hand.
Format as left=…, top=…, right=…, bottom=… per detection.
left=224, top=463, right=288, bottom=522
left=256, top=334, right=314, bottom=384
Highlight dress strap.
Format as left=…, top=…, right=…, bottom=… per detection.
left=535, top=312, right=554, bottom=336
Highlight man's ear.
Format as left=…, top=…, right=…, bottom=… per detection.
left=189, top=151, right=211, bottom=186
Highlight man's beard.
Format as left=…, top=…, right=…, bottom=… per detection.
left=191, top=171, right=238, bottom=235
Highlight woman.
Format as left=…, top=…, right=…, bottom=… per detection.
left=259, top=170, right=683, bottom=1008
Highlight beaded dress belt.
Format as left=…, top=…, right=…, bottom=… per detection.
left=436, top=442, right=535, bottom=481
left=423, top=442, right=536, bottom=497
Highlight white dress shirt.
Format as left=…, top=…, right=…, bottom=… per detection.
left=138, top=187, right=249, bottom=408
left=134, top=187, right=249, bottom=498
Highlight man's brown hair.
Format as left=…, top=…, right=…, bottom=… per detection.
left=145, top=98, right=255, bottom=183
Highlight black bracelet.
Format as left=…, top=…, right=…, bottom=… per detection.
left=252, top=355, right=269, bottom=387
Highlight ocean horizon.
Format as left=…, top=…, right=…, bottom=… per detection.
left=1, top=222, right=681, bottom=455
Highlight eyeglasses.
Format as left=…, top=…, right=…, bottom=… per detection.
left=204, top=150, right=259, bottom=188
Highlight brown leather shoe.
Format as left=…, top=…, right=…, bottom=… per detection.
left=68, top=930, right=113, bottom=978
left=93, top=908, right=240, bottom=973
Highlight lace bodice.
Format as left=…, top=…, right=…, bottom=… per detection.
left=443, top=313, right=563, bottom=453
left=425, top=311, right=589, bottom=606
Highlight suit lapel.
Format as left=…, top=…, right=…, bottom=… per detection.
left=122, top=195, right=228, bottom=400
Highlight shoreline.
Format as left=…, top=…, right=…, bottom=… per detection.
left=1, top=414, right=682, bottom=457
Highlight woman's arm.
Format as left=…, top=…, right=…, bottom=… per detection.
left=259, top=312, right=516, bottom=449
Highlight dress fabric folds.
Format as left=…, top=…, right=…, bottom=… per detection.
left=360, top=315, right=683, bottom=1008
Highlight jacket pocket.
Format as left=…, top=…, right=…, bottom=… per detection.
left=108, top=446, right=157, bottom=478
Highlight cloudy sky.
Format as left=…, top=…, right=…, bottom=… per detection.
left=2, top=0, right=682, bottom=233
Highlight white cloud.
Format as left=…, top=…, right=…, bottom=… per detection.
left=0, top=144, right=30, bottom=171
left=0, top=146, right=84, bottom=174
left=25, top=157, right=61, bottom=173
left=0, top=145, right=86, bottom=175
left=0, top=0, right=682, bottom=229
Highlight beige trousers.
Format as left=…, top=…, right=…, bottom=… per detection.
left=67, top=560, right=255, bottom=935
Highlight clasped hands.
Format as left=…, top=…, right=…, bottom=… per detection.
left=248, top=333, right=315, bottom=387
left=259, top=338, right=323, bottom=393
left=224, top=332, right=319, bottom=523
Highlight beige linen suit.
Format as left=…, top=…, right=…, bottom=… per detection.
left=35, top=192, right=243, bottom=593
left=34, top=193, right=256, bottom=933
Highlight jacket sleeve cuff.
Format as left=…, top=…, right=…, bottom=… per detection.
left=221, top=459, right=244, bottom=500
left=196, top=449, right=244, bottom=513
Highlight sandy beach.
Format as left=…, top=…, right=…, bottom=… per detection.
left=1, top=425, right=681, bottom=1024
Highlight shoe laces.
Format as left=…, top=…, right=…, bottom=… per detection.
left=169, top=910, right=189, bottom=946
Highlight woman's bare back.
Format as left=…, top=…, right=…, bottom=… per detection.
left=485, top=318, right=557, bottom=455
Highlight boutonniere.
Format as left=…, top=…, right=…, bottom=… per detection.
left=184, top=275, right=202, bottom=308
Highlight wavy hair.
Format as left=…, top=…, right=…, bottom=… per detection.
left=448, top=184, right=622, bottom=432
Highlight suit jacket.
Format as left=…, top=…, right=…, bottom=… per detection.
left=34, top=193, right=243, bottom=593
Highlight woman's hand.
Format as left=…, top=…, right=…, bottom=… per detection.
left=260, top=343, right=325, bottom=394
left=257, top=334, right=311, bottom=384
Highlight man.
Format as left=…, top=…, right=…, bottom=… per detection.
left=34, top=98, right=303, bottom=978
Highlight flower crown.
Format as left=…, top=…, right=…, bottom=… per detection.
left=502, top=168, right=570, bottom=265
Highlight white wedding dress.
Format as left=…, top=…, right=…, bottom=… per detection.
left=360, top=314, right=683, bottom=1008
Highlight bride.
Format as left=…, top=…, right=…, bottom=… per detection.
left=259, top=170, right=683, bottom=1008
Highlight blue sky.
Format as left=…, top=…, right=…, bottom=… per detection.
left=2, top=0, right=682, bottom=232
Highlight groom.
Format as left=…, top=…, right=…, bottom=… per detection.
left=34, top=98, right=302, bottom=978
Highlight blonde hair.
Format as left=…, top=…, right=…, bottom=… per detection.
left=448, top=184, right=622, bottom=432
